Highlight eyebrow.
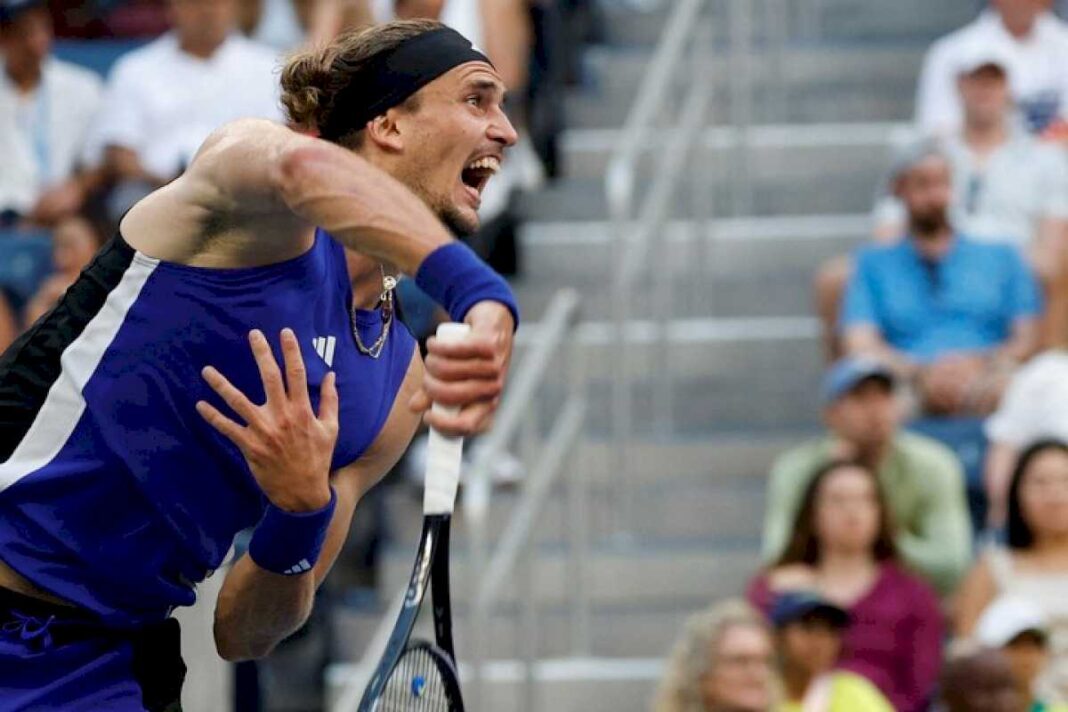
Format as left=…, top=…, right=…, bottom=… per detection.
left=465, top=79, right=507, bottom=102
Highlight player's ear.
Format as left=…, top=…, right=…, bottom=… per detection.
left=364, top=111, right=405, bottom=153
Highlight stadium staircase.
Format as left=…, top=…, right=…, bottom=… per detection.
left=327, top=1, right=981, bottom=709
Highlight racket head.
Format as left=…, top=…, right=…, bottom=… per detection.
left=370, top=639, right=465, bottom=712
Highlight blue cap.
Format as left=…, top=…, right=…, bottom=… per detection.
left=0, top=0, right=46, bottom=23
left=771, top=591, right=851, bottom=629
left=820, top=357, right=895, bottom=406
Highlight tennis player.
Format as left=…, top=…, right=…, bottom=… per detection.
left=0, top=19, right=517, bottom=711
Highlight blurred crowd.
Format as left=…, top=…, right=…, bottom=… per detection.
left=657, top=1, right=1068, bottom=711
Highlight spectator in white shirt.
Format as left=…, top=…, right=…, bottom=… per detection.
left=0, top=0, right=103, bottom=229
left=87, top=0, right=283, bottom=220
left=916, top=0, right=1068, bottom=138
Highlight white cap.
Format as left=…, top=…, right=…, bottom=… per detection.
left=975, top=595, right=1049, bottom=648
left=955, top=40, right=1014, bottom=78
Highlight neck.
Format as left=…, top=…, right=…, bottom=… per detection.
left=852, top=439, right=891, bottom=470
left=5, top=64, right=41, bottom=93
left=350, top=262, right=388, bottom=310
left=964, top=119, right=1009, bottom=155
left=1001, top=15, right=1037, bottom=41
left=782, top=664, right=813, bottom=701
left=1032, top=532, right=1068, bottom=553
left=820, top=548, right=875, bottom=574
left=179, top=36, right=226, bottom=60
left=911, top=227, right=954, bottom=260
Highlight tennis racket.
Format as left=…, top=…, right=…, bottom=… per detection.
left=358, top=322, right=469, bottom=712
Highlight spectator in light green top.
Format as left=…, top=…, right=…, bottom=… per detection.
left=772, top=591, right=894, bottom=712
left=762, top=357, right=972, bottom=595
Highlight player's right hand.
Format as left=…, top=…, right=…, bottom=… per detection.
left=196, top=328, right=339, bottom=513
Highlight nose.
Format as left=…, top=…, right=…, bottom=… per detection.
left=489, top=107, right=519, bottom=148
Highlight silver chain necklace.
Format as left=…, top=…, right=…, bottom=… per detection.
left=352, top=268, right=397, bottom=359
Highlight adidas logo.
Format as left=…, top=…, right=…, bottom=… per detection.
left=312, top=336, right=336, bottom=367
left=283, top=559, right=312, bottom=575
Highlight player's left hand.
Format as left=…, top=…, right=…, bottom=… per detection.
left=196, top=328, right=339, bottom=512
left=409, top=300, right=514, bottom=437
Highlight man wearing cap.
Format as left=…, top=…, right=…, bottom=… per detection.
left=762, top=357, right=972, bottom=594
left=0, top=0, right=103, bottom=228
left=916, top=0, right=1068, bottom=137
left=772, top=591, right=894, bottom=712
left=975, top=596, right=1068, bottom=712
left=0, top=19, right=519, bottom=710
left=840, top=140, right=1043, bottom=417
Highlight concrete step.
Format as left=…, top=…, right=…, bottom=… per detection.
left=571, top=46, right=922, bottom=128
left=518, top=215, right=867, bottom=282
left=383, top=475, right=768, bottom=549
left=599, top=0, right=976, bottom=47
left=334, top=600, right=699, bottom=660
left=559, top=124, right=903, bottom=182
left=520, top=155, right=887, bottom=219
left=377, top=542, right=760, bottom=611
left=328, top=657, right=663, bottom=712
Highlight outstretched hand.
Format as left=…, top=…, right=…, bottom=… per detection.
left=408, top=301, right=514, bottom=437
left=196, top=328, right=339, bottom=513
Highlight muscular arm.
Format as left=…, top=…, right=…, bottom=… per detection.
left=122, top=119, right=454, bottom=274
left=214, top=350, right=423, bottom=661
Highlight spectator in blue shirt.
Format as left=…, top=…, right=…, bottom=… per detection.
left=841, top=140, right=1043, bottom=417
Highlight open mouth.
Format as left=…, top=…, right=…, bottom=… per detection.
left=460, top=156, right=501, bottom=199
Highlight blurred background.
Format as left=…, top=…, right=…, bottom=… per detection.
left=6, top=0, right=1068, bottom=711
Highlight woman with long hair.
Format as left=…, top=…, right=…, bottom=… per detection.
left=747, top=460, right=944, bottom=712
left=956, top=439, right=1068, bottom=703
left=654, top=599, right=778, bottom=712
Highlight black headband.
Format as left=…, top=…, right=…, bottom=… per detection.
left=320, top=27, right=493, bottom=142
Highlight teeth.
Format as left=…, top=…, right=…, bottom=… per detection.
left=465, top=156, right=500, bottom=173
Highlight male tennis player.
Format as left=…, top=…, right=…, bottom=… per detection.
left=0, top=19, right=517, bottom=711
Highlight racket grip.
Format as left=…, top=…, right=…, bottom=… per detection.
left=423, top=322, right=470, bottom=515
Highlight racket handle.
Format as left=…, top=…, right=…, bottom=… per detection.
left=423, top=322, right=470, bottom=515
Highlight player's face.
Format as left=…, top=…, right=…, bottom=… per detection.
left=897, top=156, right=952, bottom=236
left=814, top=466, right=881, bottom=555
left=701, top=624, right=775, bottom=712
left=0, top=7, right=52, bottom=80
left=393, top=62, right=518, bottom=236
left=959, top=66, right=1011, bottom=126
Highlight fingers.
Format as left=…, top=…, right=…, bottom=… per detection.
left=196, top=400, right=249, bottom=449
left=318, top=371, right=339, bottom=430
left=202, top=366, right=259, bottom=424
left=423, top=400, right=496, bottom=437
left=423, top=351, right=501, bottom=381
left=425, top=334, right=498, bottom=362
left=420, top=372, right=504, bottom=408
left=249, top=330, right=286, bottom=404
left=280, top=328, right=311, bottom=408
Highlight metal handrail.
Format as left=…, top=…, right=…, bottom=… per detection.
left=607, top=0, right=712, bottom=533
left=604, top=0, right=706, bottom=224
left=463, top=288, right=583, bottom=520
left=469, top=396, right=587, bottom=711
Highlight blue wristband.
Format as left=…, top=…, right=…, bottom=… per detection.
left=414, top=242, right=520, bottom=328
left=248, top=488, right=337, bottom=576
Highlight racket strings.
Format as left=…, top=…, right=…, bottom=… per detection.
left=378, top=645, right=456, bottom=711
